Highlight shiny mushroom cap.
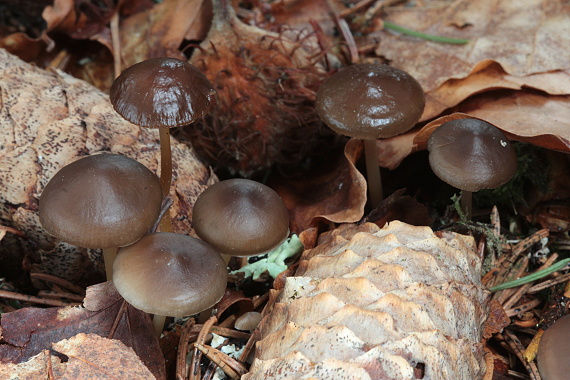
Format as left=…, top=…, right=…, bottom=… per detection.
left=110, top=57, right=215, bottom=128
left=537, top=314, right=570, bottom=380
left=427, top=119, right=517, bottom=192
left=113, top=232, right=227, bottom=317
left=315, top=63, right=425, bottom=139
left=39, top=154, right=162, bottom=249
left=193, top=179, right=290, bottom=257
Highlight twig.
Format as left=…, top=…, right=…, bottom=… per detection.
left=194, top=343, right=248, bottom=380
left=189, top=316, right=217, bottom=380
left=505, top=299, right=542, bottom=318
left=37, top=290, right=85, bottom=303
left=0, top=289, right=79, bottom=307
left=501, top=331, right=541, bottom=380
left=30, top=273, right=86, bottom=296
left=176, top=318, right=196, bottom=380
left=527, top=271, right=570, bottom=294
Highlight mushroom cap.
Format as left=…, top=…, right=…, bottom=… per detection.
left=113, top=232, right=227, bottom=317
left=427, top=119, right=517, bottom=192
left=110, top=57, right=215, bottom=128
left=39, top=154, right=162, bottom=248
left=315, top=63, right=425, bottom=139
left=537, top=314, right=570, bottom=380
left=193, top=179, right=290, bottom=257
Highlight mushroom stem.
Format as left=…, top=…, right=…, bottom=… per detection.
left=460, top=190, right=473, bottom=220
left=102, top=247, right=118, bottom=280
left=152, top=314, right=167, bottom=337
left=158, top=128, right=173, bottom=232
left=159, top=128, right=173, bottom=195
left=363, top=139, right=383, bottom=208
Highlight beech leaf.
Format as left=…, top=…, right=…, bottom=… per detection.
left=0, top=282, right=166, bottom=380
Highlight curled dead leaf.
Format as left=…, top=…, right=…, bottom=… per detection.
left=271, top=139, right=366, bottom=233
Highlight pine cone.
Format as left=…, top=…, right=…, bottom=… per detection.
left=246, top=221, right=489, bottom=379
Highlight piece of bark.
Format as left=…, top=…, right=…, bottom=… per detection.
left=245, top=221, right=490, bottom=379
left=0, top=49, right=216, bottom=284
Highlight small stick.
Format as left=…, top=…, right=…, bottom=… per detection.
left=0, top=289, right=78, bottom=307
left=37, top=291, right=85, bottom=303
left=501, top=331, right=541, bottom=380
left=527, top=272, right=570, bottom=294
left=30, top=273, right=86, bottom=295
left=176, top=318, right=196, bottom=380
left=194, top=343, right=248, bottom=379
left=189, top=316, right=217, bottom=380
left=504, top=299, right=542, bottom=318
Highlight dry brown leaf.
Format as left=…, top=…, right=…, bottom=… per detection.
left=0, top=281, right=165, bottom=379
left=53, top=333, right=156, bottom=379
left=414, top=91, right=570, bottom=152
left=119, top=0, right=209, bottom=67
left=0, top=49, right=216, bottom=284
left=0, top=350, right=67, bottom=379
left=0, top=334, right=157, bottom=379
left=375, top=0, right=570, bottom=119
left=271, top=139, right=366, bottom=233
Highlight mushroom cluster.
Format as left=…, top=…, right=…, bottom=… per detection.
left=38, top=58, right=227, bottom=337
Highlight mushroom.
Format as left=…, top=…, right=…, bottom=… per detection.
left=112, top=232, right=227, bottom=335
left=192, top=179, right=290, bottom=257
left=39, top=153, right=163, bottom=279
left=110, top=57, right=215, bottom=206
left=537, top=314, right=570, bottom=380
left=315, top=63, right=425, bottom=207
left=427, top=118, right=517, bottom=218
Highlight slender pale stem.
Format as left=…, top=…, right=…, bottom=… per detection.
left=158, top=128, right=173, bottom=232
left=102, top=247, right=118, bottom=280
left=460, top=190, right=473, bottom=220
left=363, top=139, right=383, bottom=208
left=158, top=128, right=173, bottom=196
left=153, top=314, right=167, bottom=337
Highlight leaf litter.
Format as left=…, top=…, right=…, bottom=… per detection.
left=1, top=0, right=570, bottom=379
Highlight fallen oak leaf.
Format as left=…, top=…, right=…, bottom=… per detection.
left=0, top=350, right=67, bottom=379
left=0, top=334, right=157, bottom=379
left=52, top=333, right=156, bottom=379
left=0, top=282, right=165, bottom=380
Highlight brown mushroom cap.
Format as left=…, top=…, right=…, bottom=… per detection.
left=113, top=232, right=227, bottom=317
left=315, top=63, right=425, bottom=139
left=537, top=314, right=570, bottom=380
left=192, top=179, right=290, bottom=257
left=39, top=154, right=162, bottom=248
left=110, top=57, right=215, bottom=128
left=427, top=119, right=517, bottom=192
